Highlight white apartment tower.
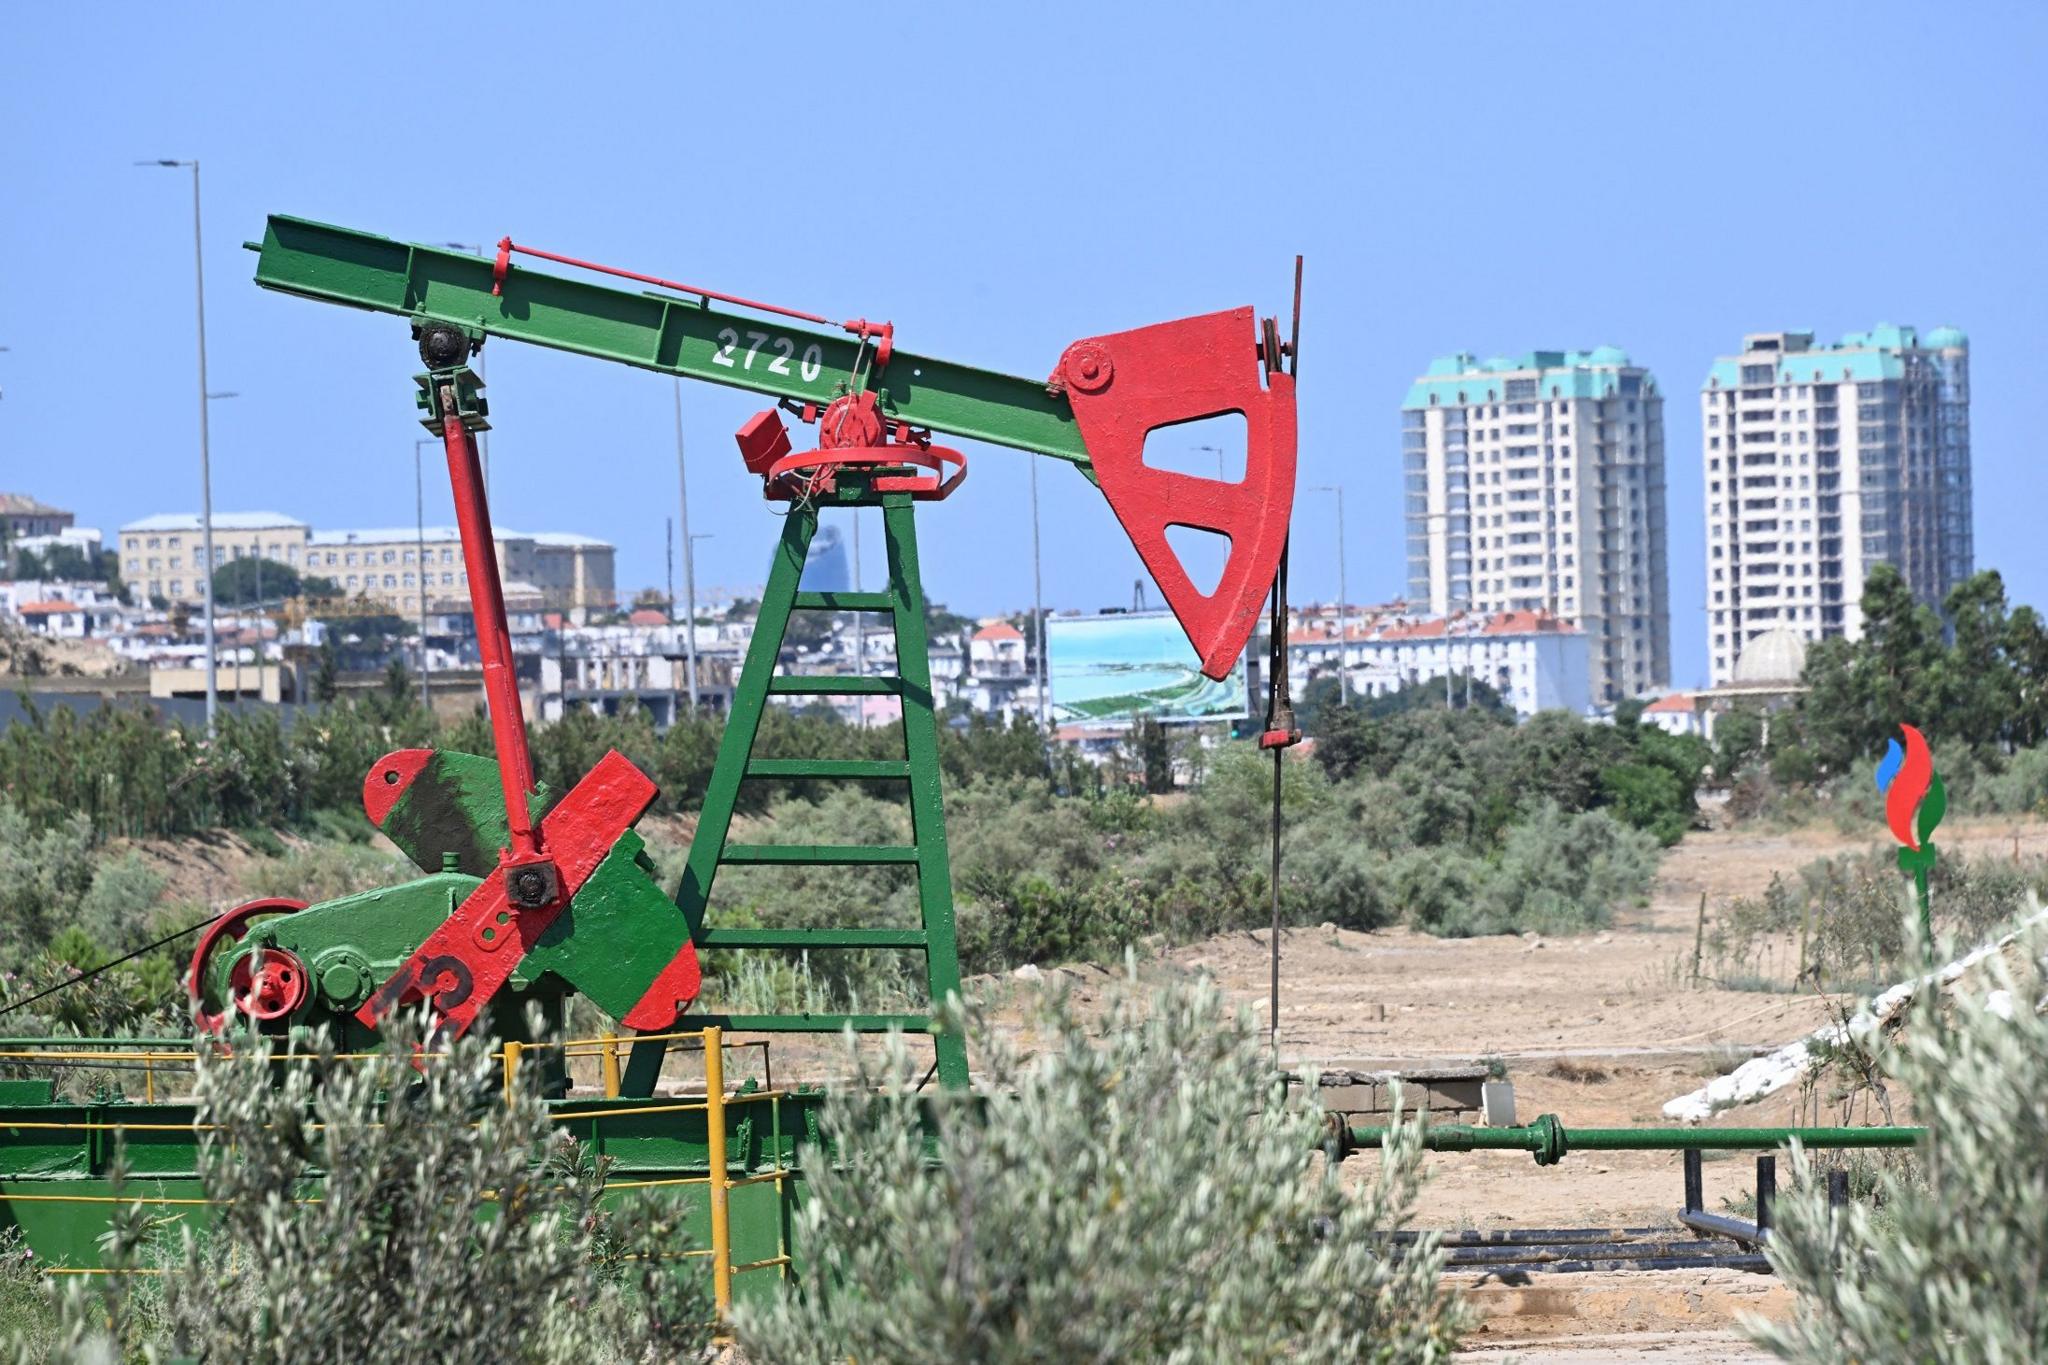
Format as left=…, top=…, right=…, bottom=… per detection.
left=1402, top=349, right=1671, bottom=704
left=1701, top=325, right=1971, bottom=684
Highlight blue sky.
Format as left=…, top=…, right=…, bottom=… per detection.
left=4, top=3, right=2042, bottom=688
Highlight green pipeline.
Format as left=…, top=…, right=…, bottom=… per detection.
left=1346, top=1114, right=1925, bottom=1166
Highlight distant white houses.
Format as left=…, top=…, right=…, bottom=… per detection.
left=1642, top=691, right=1704, bottom=737
left=1291, top=606, right=1592, bottom=718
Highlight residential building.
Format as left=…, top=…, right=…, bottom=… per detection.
left=0, top=493, right=74, bottom=541
left=1641, top=691, right=1704, bottom=738
left=1403, top=348, right=1670, bottom=704
left=122, top=515, right=617, bottom=622
left=118, top=512, right=309, bottom=605
left=1701, top=325, right=1971, bottom=684
left=969, top=621, right=1027, bottom=677
left=525, top=532, right=618, bottom=618
left=1294, top=607, right=1591, bottom=718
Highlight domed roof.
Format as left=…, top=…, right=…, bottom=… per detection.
left=1924, top=325, right=1968, bottom=350
left=1733, top=628, right=1808, bottom=685
left=1586, top=344, right=1629, bottom=366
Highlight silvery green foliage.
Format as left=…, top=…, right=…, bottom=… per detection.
left=735, top=975, right=1468, bottom=1364
left=1752, top=935, right=2048, bottom=1363
left=147, top=1022, right=711, bottom=1364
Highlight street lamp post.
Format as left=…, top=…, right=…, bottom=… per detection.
left=687, top=533, right=712, bottom=710
left=672, top=380, right=699, bottom=710
left=1310, top=484, right=1349, bottom=706
left=139, top=158, right=218, bottom=731
left=415, top=437, right=436, bottom=712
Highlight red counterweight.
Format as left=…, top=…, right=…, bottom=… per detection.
left=1053, top=308, right=1296, bottom=679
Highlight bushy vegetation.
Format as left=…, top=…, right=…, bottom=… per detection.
left=1724, top=566, right=2048, bottom=823
left=733, top=977, right=1468, bottom=1362
left=0, top=678, right=1680, bottom=1027
left=1752, top=938, right=2048, bottom=1362
left=20, top=1024, right=711, bottom=1363
left=1700, top=847, right=2048, bottom=994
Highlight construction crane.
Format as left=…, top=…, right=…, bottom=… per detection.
left=187, top=217, right=1299, bottom=1091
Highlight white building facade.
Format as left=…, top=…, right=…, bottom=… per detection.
left=1701, top=325, right=1971, bottom=684
left=1297, top=608, right=1592, bottom=718
left=1403, top=349, right=1670, bottom=705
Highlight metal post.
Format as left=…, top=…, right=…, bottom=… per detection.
left=1030, top=458, right=1048, bottom=731
left=501, top=1039, right=522, bottom=1104
left=415, top=438, right=433, bottom=712
left=1755, top=1153, right=1777, bottom=1235
left=1682, top=1147, right=1703, bottom=1213
left=188, top=162, right=217, bottom=732
left=672, top=380, right=699, bottom=711
left=599, top=1031, right=621, bottom=1099
left=704, top=1025, right=732, bottom=1316
left=438, top=395, right=539, bottom=860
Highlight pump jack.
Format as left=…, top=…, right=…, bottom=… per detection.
left=189, top=217, right=1298, bottom=1092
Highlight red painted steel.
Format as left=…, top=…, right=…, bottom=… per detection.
left=437, top=403, right=542, bottom=864
left=764, top=444, right=966, bottom=501
left=622, top=940, right=704, bottom=1031
left=1052, top=308, right=1297, bottom=679
left=362, top=747, right=432, bottom=826
left=356, top=750, right=660, bottom=1039
left=235, top=947, right=309, bottom=1021
left=492, top=238, right=835, bottom=326
left=188, top=897, right=310, bottom=1034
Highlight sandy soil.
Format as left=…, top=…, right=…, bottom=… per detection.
left=987, top=814, right=2048, bottom=1350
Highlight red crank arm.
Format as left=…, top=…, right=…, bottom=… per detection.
left=356, top=750, right=657, bottom=1039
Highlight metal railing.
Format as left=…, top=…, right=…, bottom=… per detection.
left=0, top=1026, right=793, bottom=1319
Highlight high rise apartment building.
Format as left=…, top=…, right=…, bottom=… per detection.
left=1701, top=325, right=1970, bottom=684
left=1402, top=349, right=1670, bottom=704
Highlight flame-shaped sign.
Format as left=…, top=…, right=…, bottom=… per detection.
left=1875, top=723, right=1942, bottom=948
left=1874, top=723, right=1945, bottom=854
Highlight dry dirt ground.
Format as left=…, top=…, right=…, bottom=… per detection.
left=969, top=814, right=2048, bottom=1356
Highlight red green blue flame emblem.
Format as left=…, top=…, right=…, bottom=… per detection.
left=1875, top=723, right=1944, bottom=855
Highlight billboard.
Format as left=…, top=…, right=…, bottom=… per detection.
left=1046, top=611, right=1248, bottom=725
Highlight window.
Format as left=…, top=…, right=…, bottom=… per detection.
left=382, top=550, right=396, bottom=565
left=170, top=580, right=182, bottom=595
left=168, top=536, right=181, bottom=549
left=383, top=574, right=396, bottom=588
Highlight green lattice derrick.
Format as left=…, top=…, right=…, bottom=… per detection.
left=377, top=748, right=553, bottom=877
left=675, top=485, right=969, bottom=1087
left=247, top=216, right=1092, bottom=470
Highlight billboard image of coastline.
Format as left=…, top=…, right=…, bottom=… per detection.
left=1047, top=611, right=1248, bottom=725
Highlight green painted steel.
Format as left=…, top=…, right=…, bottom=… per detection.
left=743, top=758, right=910, bottom=779
left=1349, top=1114, right=1926, bottom=1166
left=700, top=929, right=927, bottom=949
left=248, top=216, right=1091, bottom=467
left=721, top=844, right=921, bottom=866
left=673, top=483, right=970, bottom=1087
left=0, top=1086, right=822, bottom=1291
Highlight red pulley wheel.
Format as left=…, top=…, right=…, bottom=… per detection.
left=188, top=897, right=309, bottom=1034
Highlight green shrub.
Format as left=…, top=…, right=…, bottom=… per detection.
left=733, top=977, right=1468, bottom=1362
left=1483, top=803, right=1659, bottom=934
left=40, top=1024, right=712, bottom=1363
left=1752, top=937, right=2048, bottom=1361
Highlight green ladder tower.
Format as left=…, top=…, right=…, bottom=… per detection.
left=672, top=482, right=969, bottom=1089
